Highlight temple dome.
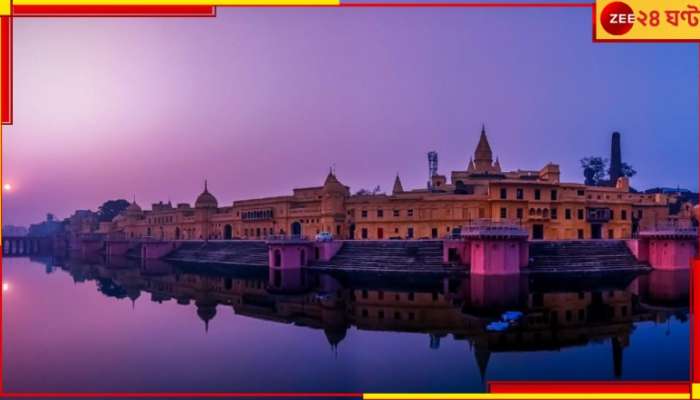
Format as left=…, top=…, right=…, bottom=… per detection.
left=322, top=170, right=347, bottom=194
left=124, top=200, right=142, bottom=216
left=195, top=180, right=218, bottom=209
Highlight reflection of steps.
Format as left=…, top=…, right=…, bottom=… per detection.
left=528, top=240, right=650, bottom=273
left=165, top=241, right=268, bottom=266
left=125, top=243, right=142, bottom=259
left=313, top=240, right=453, bottom=272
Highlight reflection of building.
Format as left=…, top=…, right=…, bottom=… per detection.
left=45, top=255, right=686, bottom=382
left=100, top=128, right=685, bottom=242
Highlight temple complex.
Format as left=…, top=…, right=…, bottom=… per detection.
left=99, top=127, right=692, bottom=242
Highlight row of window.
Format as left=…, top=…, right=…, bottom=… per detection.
left=499, top=188, right=562, bottom=201
left=358, top=290, right=439, bottom=302
left=241, top=209, right=274, bottom=221
left=499, top=207, right=628, bottom=221
left=243, top=227, right=282, bottom=237
left=358, top=208, right=415, bottom=219
left=358, top=226, right=449, bottom=239
left=360, top=309, right=417, bottom=321
left=148, top=215, right=174, bottom=224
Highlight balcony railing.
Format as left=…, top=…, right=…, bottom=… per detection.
left=639, top=220, right=698, bottom=238
left=452, top=219, right=529, bottom=239
left=265, top=234, right=309, bottom=243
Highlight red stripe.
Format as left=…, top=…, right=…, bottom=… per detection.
left=488, top=381, right=690, bottom=394
left=1, top=16, right=11, bottom=125
left=695, top=42, right=700, bottom=385
left=12, top=5, right=216, bottom=16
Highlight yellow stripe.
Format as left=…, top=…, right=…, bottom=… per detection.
left=12, top=0, right=339, bottom=5
left=692, top=383, right=700, bottom=399
left=363, top=393, right=690, bottom=400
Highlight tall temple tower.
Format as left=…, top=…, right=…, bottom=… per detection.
left=473, top=124, right=493, bottom=171
left=609, top=131, right=622, bottom=186
left=471, top=124, right=501, bottom=173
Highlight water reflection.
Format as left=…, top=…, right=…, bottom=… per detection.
left=4, top=254, right=690, bottom=391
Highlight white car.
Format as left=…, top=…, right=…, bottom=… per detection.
left=315, top=232, right=333, bottom=242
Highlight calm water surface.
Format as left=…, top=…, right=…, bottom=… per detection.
left=2, top=255, right=689, bottom=393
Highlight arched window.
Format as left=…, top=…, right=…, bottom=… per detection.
left=291, top=221, right=302, bottom=236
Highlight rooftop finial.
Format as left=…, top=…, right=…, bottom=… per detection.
left=204, top=179, right=208, bottom=192
left=482, top=123, right=486, bottom=134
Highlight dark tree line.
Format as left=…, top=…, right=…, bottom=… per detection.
left=580, top=157, right=636, bottom=186
left=97, top=199, right=130, bottom=222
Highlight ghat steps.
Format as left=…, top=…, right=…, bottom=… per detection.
left=150, top=239, right=649, bottom=274
left=528, top=240, right=650, bottom=273
left=165, top=241, right=269, bottom=266
left=312, top=240, right=456, bottom=273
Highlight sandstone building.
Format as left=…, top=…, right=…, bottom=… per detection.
left=103, top=127, right=688, bottom=241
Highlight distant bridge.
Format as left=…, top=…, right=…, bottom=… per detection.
left=2, top=236, right=54, bottom=256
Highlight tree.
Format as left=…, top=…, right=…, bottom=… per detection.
left=97, top=199, right=130, bottom=222
left=355, top=185, right=383, bottom=196
left=621, top=162, right=637, bottom=178
left=580, top=157, right=608, bottom=186
left=96, top=277, right=127, bottom=299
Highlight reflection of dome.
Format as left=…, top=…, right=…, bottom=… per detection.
left=195, top=180, right=218, bottom=209
left=196, top=300, right=218, bottom=332
left=126, top=287, right=141, bottom=308
left=323, top=326, right=347, bottom=350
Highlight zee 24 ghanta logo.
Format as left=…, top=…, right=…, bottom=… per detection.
left=600, top=1, right=700, bottom=36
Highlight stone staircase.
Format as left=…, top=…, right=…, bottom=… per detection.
left=312, top=240, right=456, bottom=273
left=165, top=241, right=269, bottom=266
left=528, top=240, right=650, bottom=273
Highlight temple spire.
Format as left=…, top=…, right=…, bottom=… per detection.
left=204, top=179, right=208, bottom=193
left=473, top=124, right=494, bottom=171
left=392, top=173, right=404, bottom=194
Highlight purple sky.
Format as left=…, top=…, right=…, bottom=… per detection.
left=2, top=7, right=697, bottom=226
